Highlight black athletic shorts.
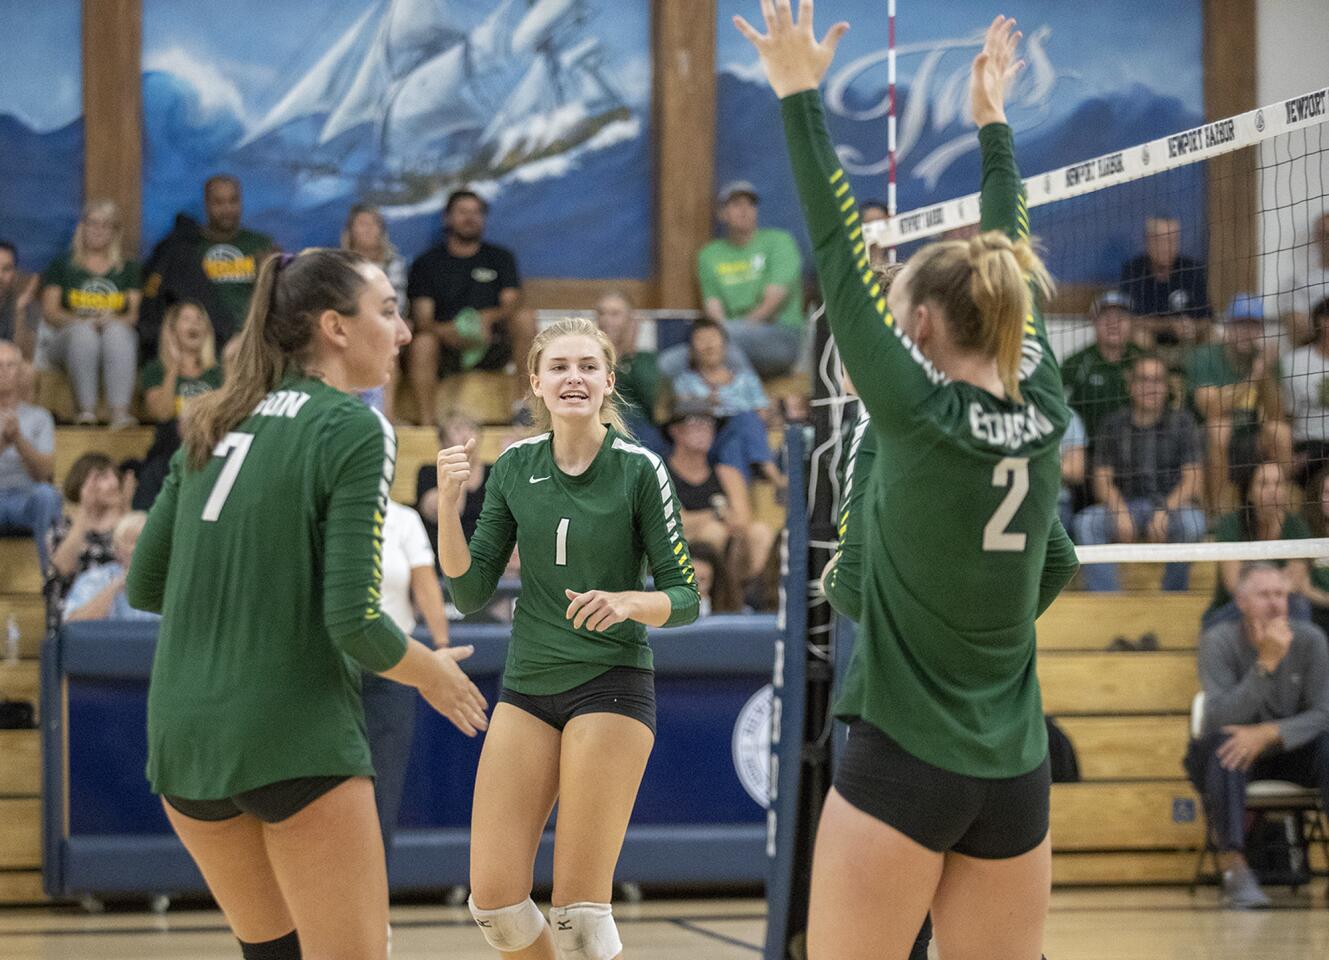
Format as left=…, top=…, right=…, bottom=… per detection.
left=500, top=666, right=656, bottom=735
left=834, top=720, right=1050, bottom=859
left=163, top=776, right=351, bottom=824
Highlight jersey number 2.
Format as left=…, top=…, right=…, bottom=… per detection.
left=201, top=432, right=255, bottom=522
left=983, top=457, right=1029, bottom=552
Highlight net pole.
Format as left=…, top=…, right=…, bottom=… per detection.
left=886, top=0, right=898, bottom=261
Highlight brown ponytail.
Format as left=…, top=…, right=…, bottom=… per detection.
left=904, top=230, right=1053, bottom=403
left=182, top=248, right=371, bottom=468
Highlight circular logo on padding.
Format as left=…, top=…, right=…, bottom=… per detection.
left=732, top=684, right=773, bottom=808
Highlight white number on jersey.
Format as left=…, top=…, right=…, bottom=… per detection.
left=555, top=517, right=571, bottom=566
left=201, top=432, right=255, bottom=522
left=983, top=457, right=1029, bottom=552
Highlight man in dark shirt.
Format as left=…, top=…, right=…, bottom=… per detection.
left=1074, top=354, right=1206, bottom=590
left=1121, top=215, right=1210, bottom=351
left=405, top=190, right=535, bottom=424
left=1184, top=562, right=1329, bottom=909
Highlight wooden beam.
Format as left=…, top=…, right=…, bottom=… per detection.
left=82, top=0, right=143, bottom=255
left=1203, top=0, right=1257, bottom=309
left=653, top=0, right=717, bottom=309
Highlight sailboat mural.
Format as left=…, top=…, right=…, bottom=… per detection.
left=141, top=0, right=652, bottom=277
left=235, top=0, right=631, bottom=203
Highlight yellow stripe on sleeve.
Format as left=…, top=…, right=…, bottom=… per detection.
left=830, top=168, right=844, bottom=183
left=840, top=196, right=855, bottom=212
left=835, top=182, right=850, bottom=197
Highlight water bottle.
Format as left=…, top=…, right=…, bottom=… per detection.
left=4, top=614, right=18, bottom=665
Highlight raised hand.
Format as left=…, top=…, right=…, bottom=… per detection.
left=970, top=15, right=1025, bottom=128
left=436, top=437, right=475, bottom=507
left=732, top=0, right=849, bottom=99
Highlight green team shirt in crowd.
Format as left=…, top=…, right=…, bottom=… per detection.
left=126, top=376, right=408, bottom=800
left=42, top=255, right=142, bottom=316
left=1061, top=343, right=1141, bottom=443
left=450, top=427, right=700, bottom=695
left=824, top=406, right=875, bottom=622
left=1185, top=342, right=1274, bottom=429
left=140, top=358, right=223, bottom=417
left=1207, top=510, right=1311, bottom=612
left=782, top=91, right=1079, bottom=778
left=199, top=229, right=273, bottom=334
left=697, top=229, right=805, bottom=331
left=615, top=351, right=661, bottom=423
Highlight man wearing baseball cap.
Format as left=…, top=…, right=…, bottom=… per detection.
left=1063, top=289, right=1143, bottom=447
left=1187, top=293, right=1293, bottom=509
left=694, top=180, right=804, bottom=378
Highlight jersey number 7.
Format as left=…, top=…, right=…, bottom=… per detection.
left=983, top=457, right=1029, bottom=552
left=201, top=432, right=255, bottom=522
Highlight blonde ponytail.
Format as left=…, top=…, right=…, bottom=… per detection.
left=905, top=231, right=1054, bottom=403
left=526, top=316, right=631, bottom=437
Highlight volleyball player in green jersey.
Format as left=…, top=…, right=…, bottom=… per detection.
left=126, top=249, right=489, bottom=960
left=739, top=6, right=1079, bottom=958
left=436, top=316, right=699, bottom=960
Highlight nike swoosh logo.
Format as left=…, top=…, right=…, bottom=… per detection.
left=529, top=476, right=551, bottom=484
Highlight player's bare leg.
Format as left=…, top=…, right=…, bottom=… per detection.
left=805, top=787, right=942, bottom=960
left=551, top=711, right=655, bottom=960
left=261, top=777, right=390, bottom=960
left=163, top=803, right=295, bottom=944
left=469, top=703, right=563, bottom=959
left=930, top=834, right=1052, bottom=960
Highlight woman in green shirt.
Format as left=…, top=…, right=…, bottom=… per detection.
left=739, top=8, right=1075, bottom=959
left=126, top=249, right=488, bottom=960
left=142, top=300, right=223, bottom=423
left=436, top=316, right=699, bottom=960
left=40, top=199, right=142, bottom=428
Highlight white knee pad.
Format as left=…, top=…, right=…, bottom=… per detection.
left=548, top=902, right=622, bottom=960
left=468, top=895, right=546, bottom=952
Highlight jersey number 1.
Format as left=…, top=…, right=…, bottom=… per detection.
left=555, top=517, right=571, bottom=566
left=983, top=457, right=1029, bottom=552
left=201, top=432, right=255, bottom=522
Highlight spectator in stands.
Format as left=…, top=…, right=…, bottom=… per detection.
left=1204, top=461, right=1313, bottom=627
left=1074, top=354, right=1206, bottom=591
left=1184, top=562, right=1329, bottom=910
left=1273, top=211, right=1329, bottom=350
left=47, top=452, right=128, bottom=613
left=1120, top=214, right=1210, bottom=349
left=415, top=413, right=487, bottom=558
left=141, top=174, right=275, bottom=357
left=1301, top=466, right=1329, bottom=637
left=1062, top=290, right=1141, bottom=447
left=64, top=511, right=157, bottom=623
left=695, top=180, right=805, bottom=378
left=40, top=200, right=141, bottom=428
left=665, top=411, right=774, bottom=596
left=362, top=498, right=450, bottom=866
left=0, top=242, right=40, bottom=360
left=670, top=318, right=784, bottom=487
left=1188, top=294, right=1293, bottom=511
left=1280, top=296, right=1329, bottom=484
left=141, top=301, right=222, bottom=424
left=1059, top=410, right=1087, bottom=533
left=135, top=302, right=223, bottom=510
left=861, top=200, right=889, bottom=264
left=0, top=340, right=59, bottom=572
left=405, top=189, right=535, bottom=424
left=595, top=289, right=667, bottom=455
left=687, top=540, right=745, bottom=617
left=343, top=204, right=408, bottom=421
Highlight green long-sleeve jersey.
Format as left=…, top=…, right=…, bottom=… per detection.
left=827, top=404, right=1079, bottom=624
left=783, top=90, right=1076, bottom=777
left=825, top=405, right=875, bottom=622
left=127, top=376, right=408, bottom=799
left=450, top=427, right=699, bottom=695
